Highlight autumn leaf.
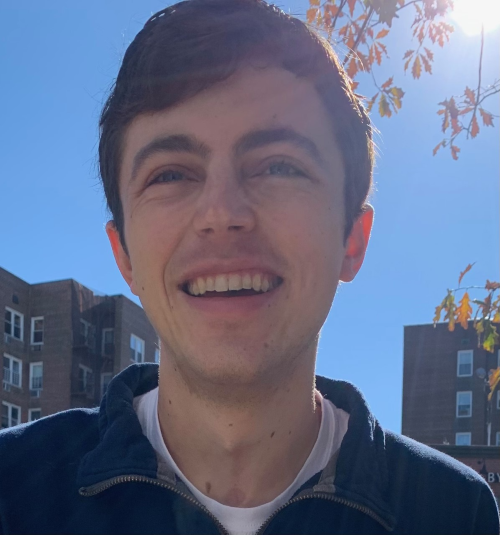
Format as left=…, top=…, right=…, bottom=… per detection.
left=488, top=367, right=500, bottom=399
left=444, top=291, right=456, bottom=331
left=349, top=80, right=360, bottom=91
left=403, top=49, right=414, bottom=60
left=310, top=0, right=320, bottom=6
left=464, top=86, right=476, bottom=105
left=381, top=77, right=394, bottom=90
left=433, top=294, right=448, bottom=324
left=480, top=108, right=494, bottom=127
left=412, top=55, right=421, bottom=79
left=456, top=292, right=472, bottom=329
left=379, top=93, right=391, bottom=117
left=451, top=144, right=460, bottom=160
left=424, top=47, right=434, bottom=60
left=421, top=54, right=432, bottom=74
left=470, top=115, right=480, bottom=138
left=366, top=93, right=379, bottom=113
left=483, top=323, right=498, bottom=353
left=347, top=57, right=358, bottom=79
left=374, top=43, right=382, bottom=65
left=433, top=141, right=444, bottom=156
left=348, top=0, right=357, bottom=17
left=376, top=28, right=390, bottom=39
left=485, top=280, right=500, bottom=291
left=451, top=118, right=461, bottom=136
left=390, top=86, right=404, bottom=110
left=306, top=8, right=318, bottom=23
left=458, top=263, right=475, bottom=285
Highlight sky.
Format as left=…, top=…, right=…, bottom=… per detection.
left=0, top=0, right=498, bottom=433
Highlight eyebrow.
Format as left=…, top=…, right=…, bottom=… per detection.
left=130, top=127, right=324, bottom=181
left=131, top=134, right=211, bottom=181
left=235, top=128, right=324, bottom=168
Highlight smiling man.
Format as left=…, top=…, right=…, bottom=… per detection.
left=0, top=1, right=498, bottom=534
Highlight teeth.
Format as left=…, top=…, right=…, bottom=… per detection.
left=215, top=275, right=229, bottom=292
left=185, top=273, right=279, bottom=296
left=252, top=274, right=262, bottom=292
left=242, top=274, right=252, bottom=289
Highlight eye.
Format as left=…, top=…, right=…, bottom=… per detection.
left=263, top=161, right=306, bottom=177
left=149, top=169, right=186, bottom=185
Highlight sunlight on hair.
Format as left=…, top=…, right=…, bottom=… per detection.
left=451, top=0, right=500, bottom=35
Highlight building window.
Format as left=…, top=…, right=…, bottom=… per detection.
left=3, top=354, right=22, bottom=388
left=30, top=317, right=44, bottom=345
left=457, top=391, right=472, bottom=417
left=154, top=347, right=160, bottom=363
left=5, top=307, right=23, bottom=341
left=130, top=334, right=145, bottom=363
left=455, top=432, right=471, bottom=446
left=497, top=390, right=500, bottom=410
left=79, top=319, right=96, bottom=350
left=102, top=328, right=114, bottom=356
left=1, top=402, right=20, bottom=428
left=29, top=362, right=43, bottom=392
left=28, top=409, right=42, bottom=422
left=101, top=373, right=113, bottom=398
left=457, top=350, right=473, bottom=377
left=78, top=365, right=94, bottom=395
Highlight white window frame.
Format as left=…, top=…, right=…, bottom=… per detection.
left=29, top=362, right=43, bottom=391
left=457, top=350, right=473, bottom=377
left=78, top=364, right=94, bottom=394
left=5, top=307, right=24, bottom=341
left=3, top=354, right=22, bottom=388
left=30, top=316, right=44, bottom=345
left=101, top=328, right=114, bottom=355
left=496, top=432, right=500, bottom=446
left=2, top=401, right=21, bottom=428
left=100, top=372, right=113, bottom=398
left=130, top=334, right=145, bottom=363
left=80, top=319, right=96, bottom=350
left=456, top=391, right=472, bottom=418
left=154, top=347, right=160, bottom=363
left=455, top=432, right=471, bottom=446
left=28, top=408, right=42, bottom=422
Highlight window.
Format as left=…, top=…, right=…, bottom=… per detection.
left=455, top=432, right=471, bottom=446
left=130, top=334, right=145, bottom=363
left=497, top=390, right=500, bottom=410
left=29, top=362, right=43, bottom=391
left=101, top=373, right=113, bottom=398
left=154, top=347, right=160, bottom=363
left=101, top=328, right=114, bottom=355
left=78, top=365, right=94, bottom=395
left=4, top=307, right=23, bottom=340
left=28, top=409, right=42, bottom=422
left=496, top=432, right=500, bottom=447
left=1, top=402, right=20, bottom=428
left=457, top=391, right=472, bottom=417
left=30, top=317, right=44, bottom=345
left=457, top=350, right=473, bottom=377
left=3, top=354, right=22, bottom=387
left=79, top=319, right=96, bottom=350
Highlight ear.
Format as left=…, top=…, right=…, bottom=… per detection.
left=105, top=221, right=139, bottom=295
left=339, top=206, right=374, bottom=283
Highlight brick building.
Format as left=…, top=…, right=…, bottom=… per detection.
left=402, top=321, right=500, bottom=502
left=1, top=266, right=158, bottom=428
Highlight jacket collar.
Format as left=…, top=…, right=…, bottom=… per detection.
left=78, top=363, right=395, bottom=530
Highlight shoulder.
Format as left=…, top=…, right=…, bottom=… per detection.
left=0, top=408, right=99, bottom=471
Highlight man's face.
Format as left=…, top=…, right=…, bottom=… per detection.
left=109, top=66, right=371, bottom=387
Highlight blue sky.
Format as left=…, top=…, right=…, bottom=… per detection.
left=1, top=1, right=498, bottom=433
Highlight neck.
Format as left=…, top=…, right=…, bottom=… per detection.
left=157, top=349, right=321, bottom=507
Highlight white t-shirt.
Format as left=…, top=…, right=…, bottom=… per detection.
left=134, top=387, right=349, bottom=535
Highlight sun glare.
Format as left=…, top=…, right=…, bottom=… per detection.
left=451, top=0, right=500, bottom=36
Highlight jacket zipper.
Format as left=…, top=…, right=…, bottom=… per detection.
left=80, top=477, right=391, bottom=534
left=255, top=491, right=392, bottom=534
left=79, top=475, right=229, bottom=535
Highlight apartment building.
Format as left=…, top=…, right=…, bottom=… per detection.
left=1, top=266, right=158, bottom=428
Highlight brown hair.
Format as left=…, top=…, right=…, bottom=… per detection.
left=99, top=0, right=373, bottom=250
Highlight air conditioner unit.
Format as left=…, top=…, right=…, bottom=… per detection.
left=30, top=389, right=41, bottom=398
left=2, top=382, right=11, bottom=392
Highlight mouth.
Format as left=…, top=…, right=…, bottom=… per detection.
left=180, top=272, right=284, bottom=298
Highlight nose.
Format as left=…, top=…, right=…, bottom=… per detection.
left=192, top=166, right=256, bottom=237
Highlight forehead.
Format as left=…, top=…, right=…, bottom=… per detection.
left=120, top=66, right=343, bottom=174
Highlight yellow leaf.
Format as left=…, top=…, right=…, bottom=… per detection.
left=456, top=292, right=472, bottom=329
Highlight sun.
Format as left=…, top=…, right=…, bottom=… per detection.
left=451, top=0, right=500, bottom=36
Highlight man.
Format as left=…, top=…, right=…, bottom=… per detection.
left=0, top=1, right=498, bottom=533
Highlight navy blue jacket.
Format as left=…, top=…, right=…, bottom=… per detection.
left=0, top=363, right=498, bottom=534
